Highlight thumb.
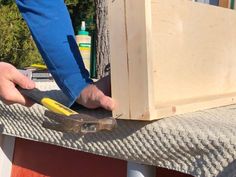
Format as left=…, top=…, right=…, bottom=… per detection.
left=11, top=70, right=35, bottom=89
left=99, top=95, right=116, bottom=111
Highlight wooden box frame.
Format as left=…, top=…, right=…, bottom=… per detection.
left=108, top=0, right=236, bottom=120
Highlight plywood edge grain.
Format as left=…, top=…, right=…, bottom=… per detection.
left=125, top=0, right=153, bottom=119
left=108, top=0, right=130, bottom=119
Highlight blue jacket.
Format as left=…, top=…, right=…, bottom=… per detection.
left=15, top=0, right=92, bottom=105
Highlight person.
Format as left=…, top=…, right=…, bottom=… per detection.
left=0, top=62, right=115, bottom=110
left=3, top=0, right=115, bottom=110
left=0, top=62, right=35, bottom=107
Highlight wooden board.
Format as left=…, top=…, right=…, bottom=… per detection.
left=125, top=0, right=155, bottom=119
left=109, top=0, right=236, bottom=120
left=152, top=0, right=236, bottom=107
left=108, top=0, right=130, bottom=118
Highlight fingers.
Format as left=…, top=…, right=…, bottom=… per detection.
left=0, top=62, right=35, bottom=107
left=7, top=65, right=35, bottom=106
left=10, top=69, right=35, bottom=89
left=3, top=98, right=34, bottom=107
left=77, top=84, right=115, bottom=111
left=99, top=95, right=116, bottom=111
left=0, top=85, right=34, bottom=107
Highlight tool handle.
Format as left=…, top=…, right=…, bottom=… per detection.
left=18, top=87, right=44, bottom=104
left=19, top=87, right=78, bottom=116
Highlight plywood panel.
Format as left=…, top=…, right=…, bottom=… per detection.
left=151, top=0, right=236, bottom=114
left=109, top=0, right=236, bottom=120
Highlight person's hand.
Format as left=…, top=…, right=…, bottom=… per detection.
left=0, top=62, right=35, bottom=106
left=76, top=75, right=115, bottom=111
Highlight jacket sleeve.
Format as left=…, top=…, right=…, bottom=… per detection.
left=15, top=0, right=93, bottom=106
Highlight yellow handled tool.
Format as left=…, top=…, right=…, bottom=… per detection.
left=18, top=88, right=117, bottom=134
left=19, top=88, right=77, bottom=116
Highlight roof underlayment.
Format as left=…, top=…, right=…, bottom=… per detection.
left=0, top=82, right=236, bottom=177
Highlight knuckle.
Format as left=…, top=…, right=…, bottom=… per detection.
left=7, top=65, right=15, bottom=74
left=18, top=77, right=27, bottom=85
left=2, top=93, right=13, bottom=102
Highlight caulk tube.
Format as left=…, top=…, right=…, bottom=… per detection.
left=76, top=21, right=92, bottom=74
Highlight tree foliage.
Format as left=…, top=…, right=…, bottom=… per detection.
left=67, top=0, right=95, bottom=34
left=0, top=0, right=95, bottom=68
left=0, top=2, right=42, bottom=68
